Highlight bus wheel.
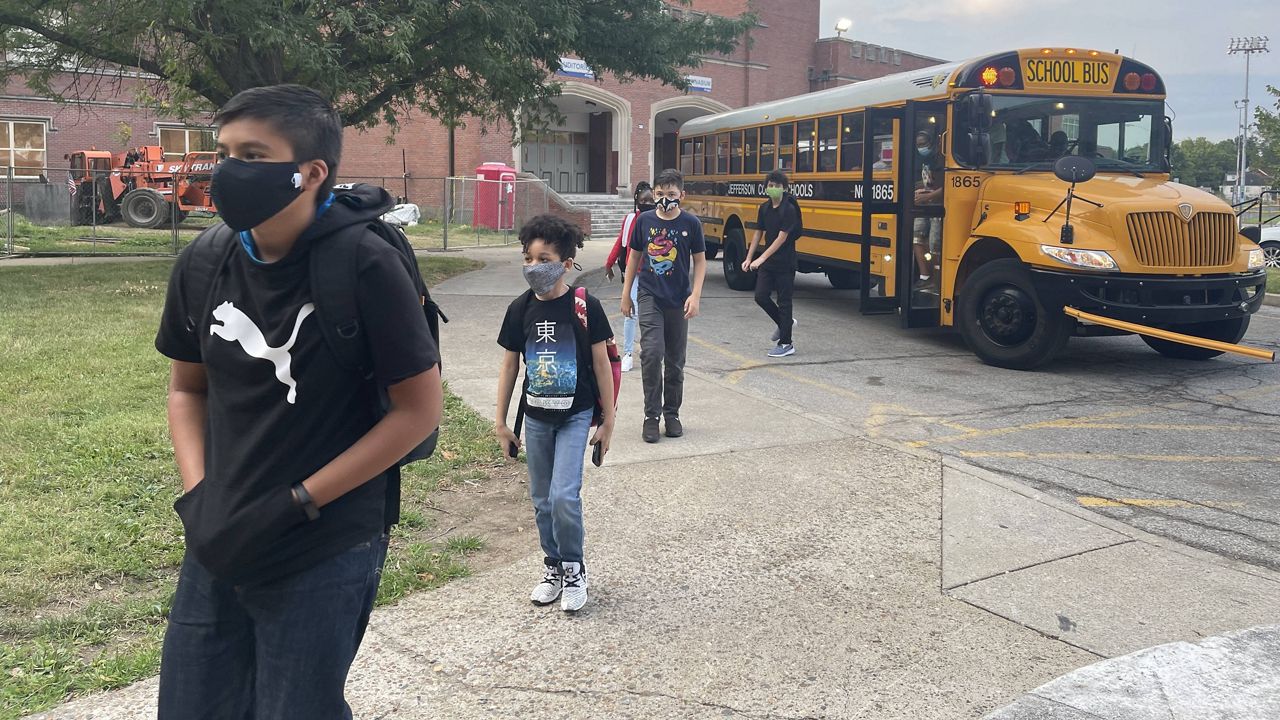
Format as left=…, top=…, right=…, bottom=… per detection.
left=1141, top=317, right=1249, bottom=360
left=721, top=229, right=756, bottom=291
left=705, top=243, right=720, bottom=261
left=957, top=259, right=1072, bottom=370
left=826, top=268, right=860, bottom=289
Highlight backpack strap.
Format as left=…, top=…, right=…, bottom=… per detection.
left=309, top=225, right=368, bottom=375
left=182, top=224, right=238, bottom=338
left=573, top=286, right=589, bottom=332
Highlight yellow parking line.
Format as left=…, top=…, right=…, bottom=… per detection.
left=962, top=450, right=1280, bottom=463
left=907, top=408, right=1162, bottom=448
left=1064, top=423, right=1256, bottom=432
left=1077, top=496, right=1246, bottom=509
left=686, top=334, right=865, bottom=401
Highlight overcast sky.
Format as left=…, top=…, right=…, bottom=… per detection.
left=817, top=0, right=1278, bottom=140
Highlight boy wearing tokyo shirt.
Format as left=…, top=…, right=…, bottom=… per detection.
left=621, top=168, right=707, bottom=444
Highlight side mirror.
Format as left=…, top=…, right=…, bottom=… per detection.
left=959, top=92, right=993, bottom=132
left=969, top=132, right=991, bottom=168
left=1054, top=156, right=1096, bottom=184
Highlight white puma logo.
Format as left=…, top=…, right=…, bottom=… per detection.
left=209, top=301, right=315, bottom=404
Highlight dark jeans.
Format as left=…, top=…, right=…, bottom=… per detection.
left=754, top=267, right=795, bottom=344
left=638, top=290, right=689, bottom=420
left=158, top=534, right=390, bottom=720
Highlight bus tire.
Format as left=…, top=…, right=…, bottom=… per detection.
left=121, top=189, right=168, bottom=229
left=1141, top=317, right=1249, bottom=361
left=705, top=243, right=720, bottom=261
left=957, top=259, right=1072, bottom=370
left=826, top=268, right=860, bottom=289
left=722, top=229, right=756, bottom=291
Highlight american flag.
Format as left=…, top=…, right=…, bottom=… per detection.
left=66, top=173, right=77, bottom=196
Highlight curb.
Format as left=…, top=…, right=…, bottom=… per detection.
left=1265, top=293, right=1280, bottom=308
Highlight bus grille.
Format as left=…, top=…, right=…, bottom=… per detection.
left=1126, top=211, right=1235, bottom=268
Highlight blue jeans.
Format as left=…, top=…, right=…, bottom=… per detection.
left=523, top=408, right=592, bottom=565
left=158, top=534, right=390, bottom=720
left=623, top=278, right=639, bottom=356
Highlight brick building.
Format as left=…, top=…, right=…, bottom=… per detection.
left=1, top=1, right=947, bottom=217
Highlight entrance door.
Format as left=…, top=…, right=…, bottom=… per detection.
left=898, top=101, right=947, bottom=328
left=859, top=106, right=902, bottom=315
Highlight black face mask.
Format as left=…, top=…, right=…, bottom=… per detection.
left=637, top=202, right=657, bottom=213
left=211, top=158, right=305, bottom=231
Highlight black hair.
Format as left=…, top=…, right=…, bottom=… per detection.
left=518, top=214, right=585, bottom=260
left=654, top=168, right=684, bottom=191
left=633, top=180, right=654, bottom=210
left=765, top=169, right=789, bottom=186
left=214, top=84, right=343, bottom=200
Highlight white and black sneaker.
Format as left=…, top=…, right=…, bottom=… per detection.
left=560, top=561, right=588, bottom=613
left=530, top=562, right=562, bottom=605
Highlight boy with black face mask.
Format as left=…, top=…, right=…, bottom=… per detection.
left=621, top=168, right=706, bottom=444
left=154, top=84, right=442, bottom=718
left=495, top=215, right=615, bottom=612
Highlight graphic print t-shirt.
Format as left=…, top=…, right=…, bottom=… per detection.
left=498, top=289, right=612, bottom=423
left=757, top=197, right=801, bottom=272
left=155, top=229, right=439, bottom=583
left=628, top=209, right=706, bottom=309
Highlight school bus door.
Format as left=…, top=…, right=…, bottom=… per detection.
left=860, top=106, right=901, bottom=315
left=898, top=100, right=946, bottom=328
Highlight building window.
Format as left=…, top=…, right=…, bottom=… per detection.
left=759, top=126, right=776, bottom=173
left=1, top=119, right=47, bottom=179
left=880, top=47, right=889, bottom=63
left=851, top=43, right=862, bottom=59
left=817, top=116, right=839, bottom=172
left=894, top=50, right=902, bottom=66
left=840, top=113, right=864, bottom=172
left=744, top=127, right=759, bottom=176
left=159, top=126, right=215, bottom=161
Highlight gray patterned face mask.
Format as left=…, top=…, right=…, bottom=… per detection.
left=522, top=262, right=566, bottom=295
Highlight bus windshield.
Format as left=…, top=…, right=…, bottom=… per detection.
left=957, top=96, right=1168, bottom=174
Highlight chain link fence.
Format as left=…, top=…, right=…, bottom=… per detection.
left=3, top=168, right=584, bottom=257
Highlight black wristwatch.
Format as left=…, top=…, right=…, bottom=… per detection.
left=291, top=483, right=321, bottom=522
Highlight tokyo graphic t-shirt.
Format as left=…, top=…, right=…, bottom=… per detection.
left=498, top=288, right=612, bottom=422
left=628, top=209, right=706, bottom=309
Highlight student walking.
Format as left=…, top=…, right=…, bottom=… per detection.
left=743, top=169, right=802, bottom=358
left=154, top=85, right=443, bottom=719
left=495, top=215, right=615, bottom=612
left=621, top=168, right=707, bottom=443
left=605, top=182, right=656, bottom=373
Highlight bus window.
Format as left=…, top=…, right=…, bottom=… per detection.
left=796, top=119, right=815, bottom=173
left=744, top=127, right=759, bottom=175
left=777, top=123, right=795, bottom=171
left=704, top=136, right=715, bottom=175
left=840, top=113, right=864, bottom=172
left=870, top=115, right=894, bottom=172
left=716, top=133, right=730, bottom=174
left=730, top=130, right=744, bottom=174
left=818, top=116, right=839, bottom=172
left=759, top=125, right=776, bottom=172
left=679, top=139, right=694, bottom=175
left=693, top=137, right=705, bottom=175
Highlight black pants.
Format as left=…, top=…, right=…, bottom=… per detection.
left=754, top=266, right=795, bottom=345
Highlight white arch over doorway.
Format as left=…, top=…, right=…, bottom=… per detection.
left=648, top=95, right=732, bottom=177
left=512, top=82, right=633, bottom=194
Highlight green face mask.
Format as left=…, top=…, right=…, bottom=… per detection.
left=765, top=186, right=784, bottom=201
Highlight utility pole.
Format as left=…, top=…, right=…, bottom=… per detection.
left=1228, top=36, right=1269, bottom=203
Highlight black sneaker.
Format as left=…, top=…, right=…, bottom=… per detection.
left=643, top=417, right=660, bottom=443
left=664, top=416, right=683, bottom=438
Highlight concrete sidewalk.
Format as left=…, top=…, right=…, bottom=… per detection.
left=27, top=240, right=1280, bottom=719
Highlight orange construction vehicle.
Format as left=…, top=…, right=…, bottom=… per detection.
left=66, top=145, right=217, bottom=228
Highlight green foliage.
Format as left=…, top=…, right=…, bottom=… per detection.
left=1253, top=85, right=1280, bottom=188
left=1170, top=136, right=1238, bottom=189
left=0, top=1, right=753, bottom=130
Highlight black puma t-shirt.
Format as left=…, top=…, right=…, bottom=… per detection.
left=156, top=229, right=438, bottom=583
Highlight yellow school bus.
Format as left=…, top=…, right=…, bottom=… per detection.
left=678, top=48, right=1270, bottom=369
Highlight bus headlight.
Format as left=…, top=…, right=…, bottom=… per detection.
left=1248, top=248, right=1265, bottom=270
left=1040, top=245, right=1118, bottom=270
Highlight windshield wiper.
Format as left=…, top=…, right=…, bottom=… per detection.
left=1015, top=161, right=1054, bottom=175
left=1095, top=159, right=1145, bottom=178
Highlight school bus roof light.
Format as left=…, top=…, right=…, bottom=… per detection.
left=1088, top=50, right=1101, bottom=56
left=998, top=67, right=1016, bottom=87
left=1065, top=48, right=1077, bottom=55
left=981, top=66, right=999, bottom=86
left=1140, top=73, right=1157, bottom=92
left=1123, top=72, right=1142, bottom=92
left=1040, top=48, right=1053, bottom=55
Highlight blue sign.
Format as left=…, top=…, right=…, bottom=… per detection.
left=687, top=75, right=713, bottom=93
left=558, top=57, right=595, bottom=80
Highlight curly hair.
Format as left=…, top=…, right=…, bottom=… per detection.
left=518, top=214, right=585, bottom=260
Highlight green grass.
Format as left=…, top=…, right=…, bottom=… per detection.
left=0, top=255, right=491, bottom=718
left=5, top=214, right=216, bottom=255
left=402, top=219, right=516, bottom=250
left=1267, top=268, right=1279, bottom=295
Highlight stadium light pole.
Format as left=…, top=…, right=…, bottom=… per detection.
left=1228, top=36, right=1269, bottom=203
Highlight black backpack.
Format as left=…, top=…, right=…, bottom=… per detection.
left=180, top=183, right=446, bottom=466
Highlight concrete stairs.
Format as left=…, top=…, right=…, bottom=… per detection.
left=561, top=194, right=635, bottom=240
